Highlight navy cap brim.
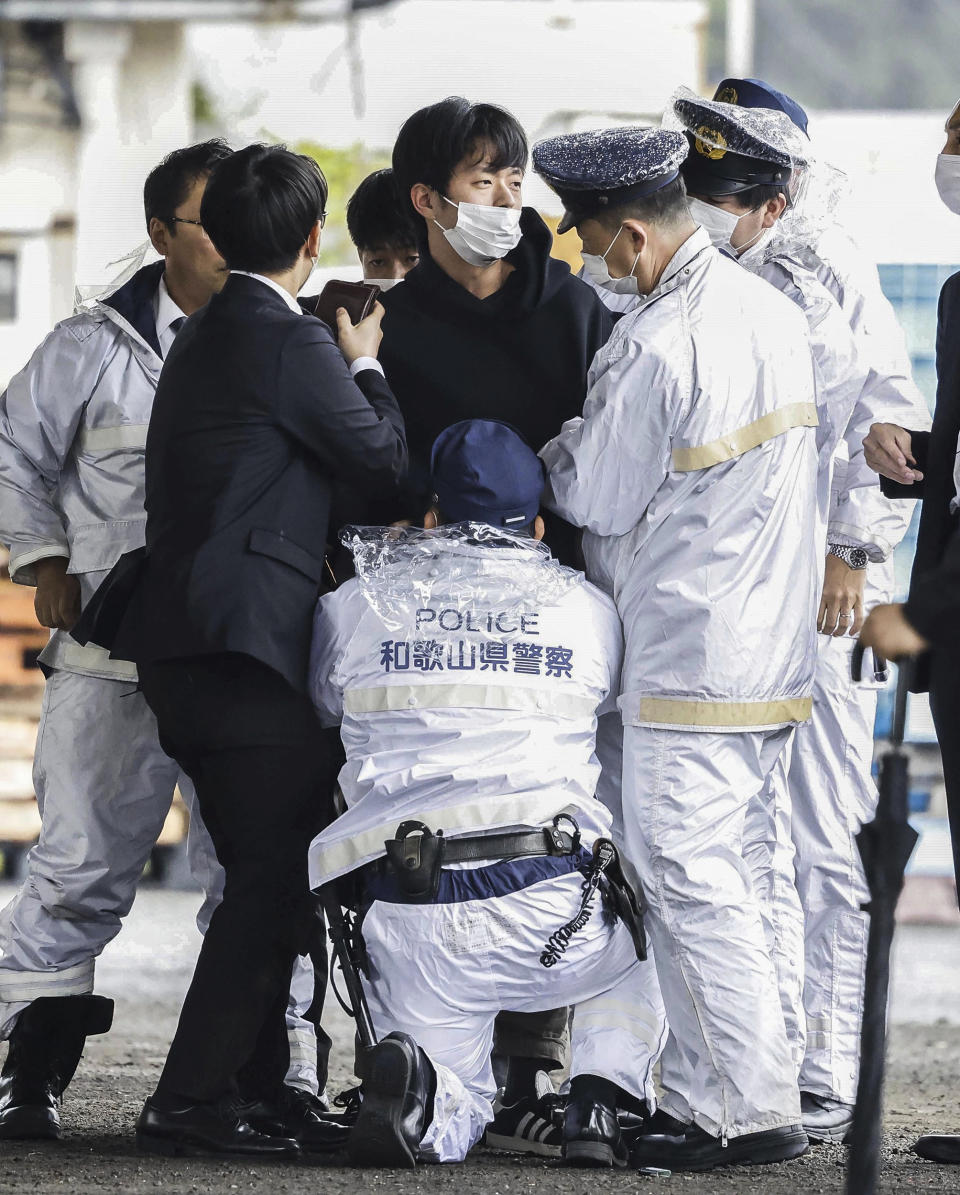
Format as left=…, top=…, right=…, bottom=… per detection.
left=681, top=149, right=790, bottom=196
left=557, top=209, right=578, bottom=234
left=552, top=169, right=681, bottom=234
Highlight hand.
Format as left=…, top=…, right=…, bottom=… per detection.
left=863, top=422, right=923, bottom=485
left=33, top=557, right=81, bottom=630
left=860, top=602, right=929, bottom=659
left=818, top=553, right=867, bottom=637
left=336, top=302, right=384, bottom=366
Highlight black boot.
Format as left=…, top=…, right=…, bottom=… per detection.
left=347, top=1032, right=435, bottom=1168
left=562, top=1075, right=628, bottom=1168
left=0, top=994, right=114, bottom=1140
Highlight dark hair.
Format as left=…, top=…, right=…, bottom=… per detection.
left=598, top=174, right=691, bottom=230
left=200, top=143, right=328, bottom=273
left=738, top=182, right=789, bottom=211
left=346, top=168, right=419, bottom=252
left=392, top=97, right=527, bottom=223
left=143, top=139, right=233, bottom=231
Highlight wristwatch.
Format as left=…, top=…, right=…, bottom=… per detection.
left=828, top=544, right=868, bottom=570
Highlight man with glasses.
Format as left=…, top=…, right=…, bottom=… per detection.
left=0, top=141, right=234, bottom=1140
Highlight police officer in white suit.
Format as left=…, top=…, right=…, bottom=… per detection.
left=309, top=420, right=666, bottom=1169
left=674, top=82, right=931, bottom=1144
left=536, top=125, right=822, bottom=1171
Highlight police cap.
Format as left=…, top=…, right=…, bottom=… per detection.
left=712, top=78, right=809, bottom=136
left=430, top=420, right=545, bottom=529
left=672, top=86, right=809, bottom=200
left=533, top=126, right=689, bottom=234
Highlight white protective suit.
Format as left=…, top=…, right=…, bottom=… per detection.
left=745, top=231, right=930, bottom=1103
left=541, top=227, right=827, bottom=1141
left=308, top=526, right=667, bottom=1162
left=0, top=263, right=319, bottom=1089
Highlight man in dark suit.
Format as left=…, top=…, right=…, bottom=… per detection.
left=861, top=282, right=960, bottom=875
left=860, top=98, right=960, bottom=1166
left=112, top=143, right=407, bottom=1158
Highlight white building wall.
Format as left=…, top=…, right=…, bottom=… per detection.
left=0, top=19, right=192, bottom=387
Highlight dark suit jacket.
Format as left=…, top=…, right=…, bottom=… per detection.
left=880, top=271, right=960, bottom=671
left=112, top=273, right=406, bottom=693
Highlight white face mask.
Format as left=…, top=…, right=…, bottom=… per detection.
left=435, top=198, right=522, bottom=267
left=935, top=154, right=960, bottom=216
left=688, top=197, right=740, bottom=253
left=364, top=277, right=404, bottom=291
left=580, top=225, right=641, bottom=296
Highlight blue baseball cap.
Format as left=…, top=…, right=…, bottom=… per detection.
left=430, top=420, right=545, bottom=529
left=713, top=78, right=809, bottom=136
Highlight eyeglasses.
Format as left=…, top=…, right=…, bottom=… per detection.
left=319, top=211, right=327, bottom=229
left=170, top=217, right=208, bottom=236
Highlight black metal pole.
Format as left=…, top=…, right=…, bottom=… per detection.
left=845, top=654, right=918, bottom=1195
left=319, top=885, right=378, bottom=1051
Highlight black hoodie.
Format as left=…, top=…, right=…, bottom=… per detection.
left=377, top=208, right=614, bottom=564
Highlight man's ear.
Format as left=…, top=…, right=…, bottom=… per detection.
left=411, top=184, right=440, bottom=222
left=148, top=217, right=169, bottom=258
left=532, top=514, right=545, bottom=542
left=761, top=195, right=787, bottom=229
left=424, top=508, right=439, bottom=529
left=306, top=220, right=322, bottom=260
left=621, top=219, right=648, bottom=255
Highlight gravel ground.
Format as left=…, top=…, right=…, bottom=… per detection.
left=0, top=886, right=959, bottom=1194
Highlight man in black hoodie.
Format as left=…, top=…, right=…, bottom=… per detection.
left=377, top=96, right=615, bottom=1157
left=381, top=96, right=614, bottom=572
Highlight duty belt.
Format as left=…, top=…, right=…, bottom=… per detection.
left=381, top=815, right=581, bottom=901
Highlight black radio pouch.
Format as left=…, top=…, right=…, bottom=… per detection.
left=598, top=841, right=649, bottom=963
left=383, top=821, right=444, bottom=902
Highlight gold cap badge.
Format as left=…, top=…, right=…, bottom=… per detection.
left=694, top=126, right=728, bottom=160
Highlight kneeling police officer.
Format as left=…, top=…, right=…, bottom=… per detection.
left=308, top=420, right=666, bottom=1168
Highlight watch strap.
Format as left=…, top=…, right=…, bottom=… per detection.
left=828, top=543, right=868, bottom=570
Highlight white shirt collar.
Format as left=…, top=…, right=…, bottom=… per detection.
left=154, top=273, right=187, bottom=338
left=230, top=270, right=303, bottom=315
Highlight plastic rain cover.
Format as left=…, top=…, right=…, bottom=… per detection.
left=340, top=523, right=583, bottom=637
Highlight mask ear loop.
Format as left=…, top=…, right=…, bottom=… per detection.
left=737, top=224, right=765, bottom=253
left=600, top=225, right=623, bottom=263
left=433, top=194, right=460, bottom=235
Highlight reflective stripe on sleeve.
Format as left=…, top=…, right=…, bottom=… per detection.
left=671, top=402, right=819, bottom=472
left=343, top=683, right=595, bottom=721
left=633, top=695, right=813, bottom=728
left=77, top=424, right=150, bottom=453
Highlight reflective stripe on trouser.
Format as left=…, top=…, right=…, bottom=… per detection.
left=788, top=630, right=878, bottom=1103
left=187, top=793, right=321, bottom=1095
left=621, top=724, right=802, bottom=1139
left=749, top=734, right=806, bottom=1078
left=0, top=670, right=184, bottom=1036
left=360, top=868, right=667, bottom=1163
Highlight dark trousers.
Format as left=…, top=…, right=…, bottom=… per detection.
left=931, top=650, right=960, bottom=904
left=139, top=653, right=337, bottom=1104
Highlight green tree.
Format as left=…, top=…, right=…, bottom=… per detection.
left=293, top=139, right=390, bottom=263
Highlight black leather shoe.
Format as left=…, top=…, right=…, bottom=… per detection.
left=630, top=1121, right=809, bottom=1172
left=563, top=1096, right=627, bottom=1168
left=348, top=1032, right=435, bottom=1168
left=914, top=1134, right=960, bottom=1163
left=0, top=994, right=114, bottom=1141
left=136, top=1095, right=300, bottom=1158
left=243, top=1085, right=350, bottom=1154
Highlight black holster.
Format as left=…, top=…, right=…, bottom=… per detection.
left=383, top=821, right=444, bottom=902
left=597, top=840, right=649, bottom=963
